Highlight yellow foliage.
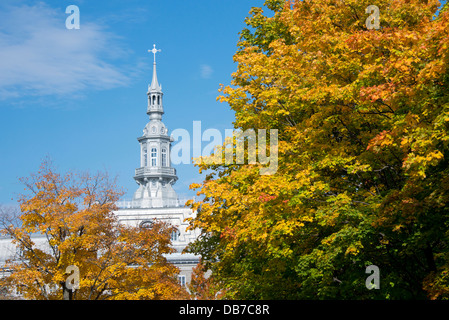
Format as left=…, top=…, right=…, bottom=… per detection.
left=0, top=161, right=188, bottom=300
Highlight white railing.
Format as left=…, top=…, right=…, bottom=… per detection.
left=135, top=167, right=176, bottom=177
left=116, top=197, right=195, bottom=209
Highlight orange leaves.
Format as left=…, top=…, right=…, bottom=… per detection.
left=188, top=259, right=223, bottom=300
left=220, top=226, right=236, bottom=240
left=366, top=130, right=394, bottom=152
left=1, top=161, right=187, bottom=300
left=259, top=193, right=277, bottom=202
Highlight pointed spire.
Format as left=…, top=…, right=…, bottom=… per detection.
left=148, top=44, right=162, bottom=92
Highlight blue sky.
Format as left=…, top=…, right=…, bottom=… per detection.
left=0, top=0, right=262, bottom=205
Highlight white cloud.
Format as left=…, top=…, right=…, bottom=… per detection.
left=0, top=3, right=130, bottom=100
left=200, top=64, right=213, bottom=79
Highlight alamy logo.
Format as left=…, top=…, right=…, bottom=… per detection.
left=365, top=5, right=380, bottom=30
left=171, top=121, right=278, bottom=175
left=365, top=265, right=380, bottom=290
left=65, top=5, right=80, bottom=30
left=65, top=265, right=80, bottom=292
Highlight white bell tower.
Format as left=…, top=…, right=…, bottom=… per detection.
left=115, top=45, right=201, bottom=286
left=132, top=44, right=180, bottom=208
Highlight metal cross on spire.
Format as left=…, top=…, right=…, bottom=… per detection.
left=149, top=44, right=161, bottom=64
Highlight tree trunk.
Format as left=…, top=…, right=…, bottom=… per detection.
left=62, top=283, right=73, bottom=300
left=424, top=242, right=437, bottom=272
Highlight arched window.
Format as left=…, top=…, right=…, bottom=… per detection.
left=140, top=221, right=153, bottom=229
left=143, top=147, right=147, bottom=167
left=151, top=147, right=157, bottom=166
left=152, top=95, right=156, bottom=105
left=157, top=95, right=160, bottom=105
left=161, top=148, right=167, bottom=167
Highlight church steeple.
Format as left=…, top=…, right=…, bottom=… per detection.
left=148, top=44, right=162, bottom=92
left=147, top=44, right=164, bottom=117
left=132, top=45, right=179, bottom=208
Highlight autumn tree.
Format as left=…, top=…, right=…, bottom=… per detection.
left=188, top=259, right=225, bottom=300
left=187, top=0, right=449, bottom=299
left=0, top=161, right=189, bottom=300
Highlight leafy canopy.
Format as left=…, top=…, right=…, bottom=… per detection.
left=187, top=0, right=449, bottom=299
